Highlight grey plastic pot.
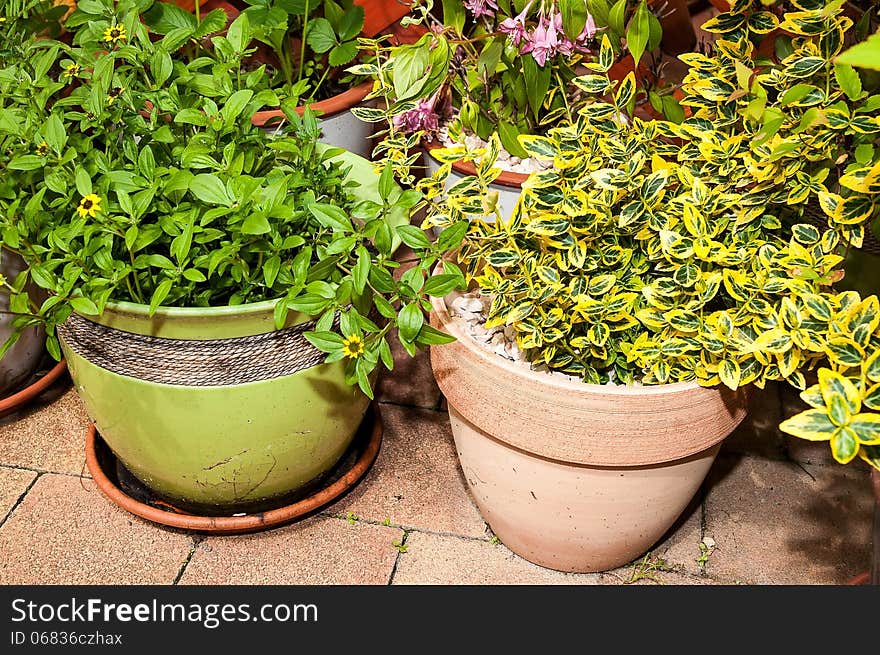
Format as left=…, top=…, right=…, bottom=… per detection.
left=0, top=249, right=46, bottom=396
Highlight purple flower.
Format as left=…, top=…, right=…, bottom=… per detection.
left=581, top=13, right=597, bottom=40
left=393, top=95, right=441, bottom=134
left=520, top=17, right=558, bottom=67
left=498, top=1, right=532, bottom=47
left=464, top=0, right=499, bottom=20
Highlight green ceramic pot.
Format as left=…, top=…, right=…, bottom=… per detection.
left=59, top=149, right=404, bottom=512
left=61, top=299, right=371, bottom=513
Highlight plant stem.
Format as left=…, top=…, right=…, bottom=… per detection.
left=298, top=0, right=311, bottom=86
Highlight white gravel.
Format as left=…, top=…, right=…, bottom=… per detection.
left=438, top=126, right=551, bottom=175
left=448, top=292, right=627, bottom=386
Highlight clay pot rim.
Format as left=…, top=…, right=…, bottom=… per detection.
left=251, top=80, right=373, bottom=127
left=422, top=138, right=529, bottom=189
left=429, top=265, right=706, bottom=398
left=84, top=404, right=384, bottom=534
left=0, top=358, right=68, bottom=418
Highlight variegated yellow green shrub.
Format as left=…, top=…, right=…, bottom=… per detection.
left=373, top=1, right=880, bottom=470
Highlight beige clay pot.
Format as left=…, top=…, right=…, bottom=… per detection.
left=429, top=290, right=749, bottom=572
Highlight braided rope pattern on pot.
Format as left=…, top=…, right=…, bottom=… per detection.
left=57, top=312, right=327, bottom=387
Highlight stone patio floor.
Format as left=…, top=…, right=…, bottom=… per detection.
left=0, top=337, right=874, bottom=586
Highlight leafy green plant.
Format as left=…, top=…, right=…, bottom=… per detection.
left=235, top=0, right=366, bottom=102
left=377, top=1, right=880, bottom=470
left=354, top=0, right=673, bottom=182
left=0, top=0, right=466, bottom=398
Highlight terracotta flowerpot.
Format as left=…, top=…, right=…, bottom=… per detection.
left=253, top=81, right=376, bottom=159
left=429, top=287, right=750, bottom=572
left=0, top=249, right=47, bottom=397
left=355, top=0, right=414, bottom=38
left=648, top=0, right=697, bottom=55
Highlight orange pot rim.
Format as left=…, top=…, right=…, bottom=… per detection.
left=251, top=80, right=373, bottom=127
left=0, top=358, right=68, bottom=418
left=422, top=138, right=529, bottom=189
left=84, top=403, right=384, bottom=534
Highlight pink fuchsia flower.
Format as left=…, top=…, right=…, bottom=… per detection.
left=393, top=95, right=441, bottom=134
left=521, top=17, right=558, bottom=67
left=553, top=11, right=598, bottom=56
left=498, top=1, right=532, bottom=47
left=464, top=0, right=499, bottom=20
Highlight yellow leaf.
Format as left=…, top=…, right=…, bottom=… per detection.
left=778, top=409, right=837, bottom=442
left=818, top=368, right=861, bottom=414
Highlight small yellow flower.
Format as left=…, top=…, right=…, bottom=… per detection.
left=106, top=86, right=124, bottom=106
left=35, top=141, right=49, bottom=156
left=62, top=64, right=81, bottom=80
left=77, top=194, right=102, bottom=218
left=341, top=335, right=365, bottom=359
left=103, top=24, right=126, bottom=44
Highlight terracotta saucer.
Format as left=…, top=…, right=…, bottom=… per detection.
left=0, top=358, right=69, bottom=419
left=85, top=404, right=383, bottom=535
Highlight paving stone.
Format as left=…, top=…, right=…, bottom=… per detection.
left=326, top=404, right=488, bottom=538
left=704, top=455, right=873, bottom=584
left=599, top=567, right=717, bottom=586
left=391, top=531, right=601, bottom=584
left=376, top=331, right=442, bottom=410
left=179, top=516, right=403, bottom=585
left=0, top=474, right=191, bottom=584
left=652, top=495, right=706, bottom=576
left=721, top=382, right=786, bottom=460
left=0, top=388, right=91, bottom=475
left=0, top=466, right=37, bottom=523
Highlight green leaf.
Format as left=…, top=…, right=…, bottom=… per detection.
left=398, top=302, right=424, bottom=343
left=352, top=246, right=370, bottom=295
left=226, top=12, right=251, bottom=53
left=222, top=89, right=255, bottom=125
left=497, top=122, right=529, bottom=159
left=149, top=278, right=174, bottom=315
left=189, top=174, right=233, bottom=206
left=151, top=48, right=173, bottom=87
left=834, top=63, right=863, bottom=101
left=70, top=296, right=99, bottom=316
left=307, top=18, right=338, bottom=54
left=329, top=41, right=359, bottom=67
left=522, top=54, right=551, bottom=120
left=304, top=330, right=345, bottom=353
left=837, top=33, right=880, bottom=71
left=608, top=0, right=627, bottom=37
left=626, top=1, right=651, bottom=69
left=415, top=324, right=456, bottom=346
left=74, top=166, right=92, bottom=197
left=423, top=274, right=462, bottom=297
left=396, top=225, right=432, bottom=250
left=338, top=5, right=364, bottom=41
left=7, top=156, right=45, bottom=171
left=142, top=1, right=198, bottom=32
left=308, top=203, right=353, bottom=232
left=263, top=255, right=281, bottom=287
left=378, top=164, right=394, bottom=200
